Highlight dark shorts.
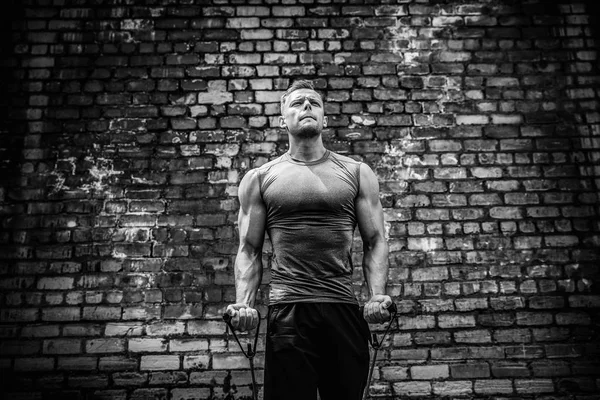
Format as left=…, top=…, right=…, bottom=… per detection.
left=264, top=302, right=371, bottom=400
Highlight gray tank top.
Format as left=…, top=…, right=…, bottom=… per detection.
left=257, top=150, right=362, bottom=305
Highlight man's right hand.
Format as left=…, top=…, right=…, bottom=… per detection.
left=225, top=303, right=259, bottom=332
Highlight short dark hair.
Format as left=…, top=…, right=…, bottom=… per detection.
left=280, top=80, right=323, bottom=111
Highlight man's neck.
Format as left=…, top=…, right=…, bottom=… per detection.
left=288, top=136, right=327, bottom=162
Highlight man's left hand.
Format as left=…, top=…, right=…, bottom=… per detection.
left=363, top=294, right=393, bottom=324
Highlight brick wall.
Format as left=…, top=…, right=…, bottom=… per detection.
left=1, top=0, right=599, bottom=399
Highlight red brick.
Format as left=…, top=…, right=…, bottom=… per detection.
left=140, top=355, right=180, bottom=371
left=529, top=296, right=565, bottom=309
left=111, top=372, right=148, bottom=386
left=99, top=357, right=138, bottom=372
left=43, top=339, right=81, bottom=354
left=433, top=381, right=473, bottom=396
left=1, top=340, right=40, bottom=355
left=438, top=314, right=476, bottom=328
left=14, top=357, right=55, bottom=371
left=454, top=298, right=488, bottom=311
left=58, top=356, right=98, bottom=371
left=128, top=338, right=167, bottom=353
left=380, top=366, right=408, bottom=381
left=545, top=344, right=584, bottom=358
left=86, top=339, right=125, bottom=354
left=170, top=339, right=209, bottom=352
left=474, top=379, right=513, bottom=394
left=412, top=267, right=448, bottom=281
left=515, top=379, right=555, bottom=394
left=491, top=361, right=530, bottom=377
left=568, top=295, right=600, bottom=308
left=397, top=315, right=436, bottom=330
left=393, top=382, right=432, bottom=396
left=42, top=307, right=80, bottom=322
left=505, top=345, right=545, bottom=359
left=451, top=363, right=490, bottom=378
left=454, top=329, right=492, bottom=343
left=531, top=360, right=570, bottom=377
left=411, top=365, right=449, bottom=380
left=390, top=348, right=429, bottom=361
left=555, top=312, right=591, bottom=325
left=532, top=327, right=571, bottom=342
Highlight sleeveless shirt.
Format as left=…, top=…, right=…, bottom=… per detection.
left=257, top=150, right=362, bottom=305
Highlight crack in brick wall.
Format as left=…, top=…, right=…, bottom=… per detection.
left=0, top=0, right=599, bottom=399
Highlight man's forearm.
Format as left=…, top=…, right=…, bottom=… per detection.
left=363, top=239, right=389, bottom=297
left=234, top=248, right=263, bottom=307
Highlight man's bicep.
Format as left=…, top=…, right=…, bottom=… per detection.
left=356, top=164, right=385, bottom=242
left=237, top=169, right=267, bottom=250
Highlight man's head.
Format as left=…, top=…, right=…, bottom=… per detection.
left=279, top=80, right=328, bottom=139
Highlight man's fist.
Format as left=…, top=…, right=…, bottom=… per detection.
left=363, top=294, right=393, bottom=324
left=225, top=303, right=259, bottom=332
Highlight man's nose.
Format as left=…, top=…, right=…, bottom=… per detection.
left=302, top=99, right=312, bottom=110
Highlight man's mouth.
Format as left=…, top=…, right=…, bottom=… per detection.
left=300, top=115, right=315, bottom=121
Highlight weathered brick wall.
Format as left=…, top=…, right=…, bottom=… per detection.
left=1, top=0, right=599, bottom=399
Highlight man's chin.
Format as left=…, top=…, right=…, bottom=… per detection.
left=293, top=126, right=321, bottom=138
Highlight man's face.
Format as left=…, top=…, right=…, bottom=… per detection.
left=279, top=88, right=328, bottom=138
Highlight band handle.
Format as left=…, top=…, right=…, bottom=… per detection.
left=361, top=302, right=398, bottom=349
left=360, top=301, right=397, bottom=322
left=222, top=310, right=262, bottom=359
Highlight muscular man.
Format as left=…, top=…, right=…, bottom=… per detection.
left=225, top=80, right=392, bottom=400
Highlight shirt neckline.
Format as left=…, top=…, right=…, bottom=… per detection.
left=284, top=150, right=330, bottom=166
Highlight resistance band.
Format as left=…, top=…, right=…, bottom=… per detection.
left=362, top=302, right=398, bottom=400
left=222, top=311, right=262, bottom=400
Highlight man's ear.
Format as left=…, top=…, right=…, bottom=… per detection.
left=323, top=116, right=328, bottom=128
left=279, top=116, right=287, bottom=130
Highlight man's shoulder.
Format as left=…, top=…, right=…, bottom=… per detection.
left=256, top=153, right=287, bottom=172
left=241, top=154, right=288, bottom=188
left=328, top=151, right=363, bottom=167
